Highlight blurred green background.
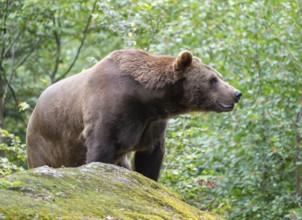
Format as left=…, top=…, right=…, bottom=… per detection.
left=0, top=0, right=301, bottom=219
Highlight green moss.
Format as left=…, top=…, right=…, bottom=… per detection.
left=0, top=163, right=223, bottom=219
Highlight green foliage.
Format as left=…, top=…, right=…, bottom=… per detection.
left=1, top=0, right=301, bottom=219
left=94, top=0, right=175, bottom=50
left=159, top=1, right=302, bottom=219
left=0, top=129, right=27, bottom=176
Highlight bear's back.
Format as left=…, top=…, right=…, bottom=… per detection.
left=107, top=49, right=180, bottom=89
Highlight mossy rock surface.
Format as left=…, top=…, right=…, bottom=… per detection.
left=0, top=163, right=223, bottom=220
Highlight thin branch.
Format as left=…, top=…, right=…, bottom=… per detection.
left=2, top=72, right=26, bottom=125
left=55, top=0, right=98, bottom=82
left=296, top=90, right=302, bottom=125
left=3, top=31, right=23, bottom=58
left=0, top=0, right=10, bottom=129
left=2, top=44, right=38, bottom=104
left=294, top=90, right=302, bottom=196
left=50, top=12, right=61, bottom=83
left=0, top=0, right=9, bottom=66
left=57, top=9, right=62, bottom=28
left=3, top=36, right=16, bottom=105
left=145, top=11, right=161, bottom=51
left=2, top=35, right=41, bottom=109
left=36, top=56, right=51, bottom=76
left=14, top=47, right=35, bottom=70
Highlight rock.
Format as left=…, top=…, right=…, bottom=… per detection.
left=0, top=163, right=223, bottom=219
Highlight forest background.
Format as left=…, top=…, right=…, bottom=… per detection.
left=0, top=0, right=301, bottom=219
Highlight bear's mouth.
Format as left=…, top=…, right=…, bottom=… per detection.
left=217, top=102, right=234, bottom=111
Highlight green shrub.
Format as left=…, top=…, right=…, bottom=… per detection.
left=0, top=129, right=27, bottom=177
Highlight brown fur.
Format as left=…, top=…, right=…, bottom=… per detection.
left=26, top=49, right=242, bottom=181
left=108, top=49, right=192, bottom=89
left=173, top=50, right=193, bottom=71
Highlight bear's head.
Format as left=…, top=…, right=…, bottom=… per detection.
left=173, top=50, right=242, bottom=113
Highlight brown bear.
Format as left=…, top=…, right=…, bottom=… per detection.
left=26, top=49, right=242, bottom=181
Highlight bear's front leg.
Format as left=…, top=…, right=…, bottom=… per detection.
left=134, top=121, right=167, bottom=181
left=134, top=145, right=165, bottom=181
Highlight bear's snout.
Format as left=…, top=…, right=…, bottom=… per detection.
left=234, top=91, right=242, bottom=103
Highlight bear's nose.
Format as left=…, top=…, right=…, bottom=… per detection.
left=234, top=91, right=242, bottom=101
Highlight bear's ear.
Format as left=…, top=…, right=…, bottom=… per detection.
left=173, top=50, right=193, bottom=75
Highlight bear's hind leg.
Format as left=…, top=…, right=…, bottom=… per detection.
left=86, top=143, right=115, bottom=165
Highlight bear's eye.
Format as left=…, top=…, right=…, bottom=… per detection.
left=210, top=77, right=218, bottom=85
